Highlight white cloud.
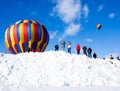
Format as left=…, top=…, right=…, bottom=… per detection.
left=86, top=38, right=93, bottom=43
left=83, top=4, right=89, bottom=18
left=108, top=13, right=115, bottom=19
left=51, top=0, right=87, bottom=42
left=65, top=23, right=80, bottom=36
left=58, top=23, right=80, bottom=42
left=50, top=31, right=58, bottom=39
left=98, top=5, right=103, bottom=11
left=52, top=0, right=81, bottom=24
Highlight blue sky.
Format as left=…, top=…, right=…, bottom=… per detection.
left=0, top=0, right=120, bottom=58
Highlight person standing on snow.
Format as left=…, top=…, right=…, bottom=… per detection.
left=54, top=44, right=59, bottom=51
left=76, top=44, right=81, bottom=55
left=87, top=47, right=92, bottom=58
left=61, top=41, right=66, bottom=51
left=110, top=55, right=114, bottom=59
left=82, top=46, right=87, bottom=56
left=67, top=41, right=71, bottom=53
left=93, top=52, right=97, bottom=59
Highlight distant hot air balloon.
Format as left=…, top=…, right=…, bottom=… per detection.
left=96, top=24, right=102, bottom=30
left=5, top=20, right=49, bottom=54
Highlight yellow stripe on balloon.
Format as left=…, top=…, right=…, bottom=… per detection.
left=19, top=23, right=24, bottom=52
left=29, top=23, right=35, bottom=49
left=5, top=29, right=10, bottom=48
left=15, top=20, right=22, bottom=24
left=31, top=20, right=37, bottom=24
left=36, top=24, right=44, bottom=51
left=9, top=25, right=18, bottom=53
left=24, top=20, right=29, bottom=23
left=41, top=42, right=47, bottom=52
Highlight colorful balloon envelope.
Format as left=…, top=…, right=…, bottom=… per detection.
left=96, top=24, right=102, bottom=30
left=5, top=20, right=49, bottom=54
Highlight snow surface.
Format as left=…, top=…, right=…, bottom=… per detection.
left=0, top=51, right=120, bottom=91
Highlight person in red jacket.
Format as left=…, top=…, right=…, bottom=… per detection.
left=76, top=44, right=81, bottom=55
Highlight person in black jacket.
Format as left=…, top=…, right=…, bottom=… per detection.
left=55, top=44, right=59, bottom=51
left=110, top=55, right=114, bottom=59
left=87, top=47, right=92, bottom=58
left=93, top=52, right=97, bottom=59
left=82, top=46, right=87, bottom=56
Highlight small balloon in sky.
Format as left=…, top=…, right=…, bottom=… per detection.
left=5, top=20, right=49, bottom=54
left=96, top=24, right=102, bottom=30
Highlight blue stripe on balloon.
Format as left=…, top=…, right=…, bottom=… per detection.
left=38, top=24, right=41, bottom=41
left=17, top=20, right=23, bottom=42
left=16, top=44, right=21, bottom=53
left=33, top=42, right=37, bottom=51
left=23, top=42, right=28, bottom=52
left=28, top=21, right=32, bottom=41
left=16, top=20, right=23, bottom=53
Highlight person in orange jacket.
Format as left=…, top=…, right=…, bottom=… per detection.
left=76, top=44, right=81, bottom=55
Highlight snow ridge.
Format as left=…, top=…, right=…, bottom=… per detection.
left=0, top=51, right=120, bottom=89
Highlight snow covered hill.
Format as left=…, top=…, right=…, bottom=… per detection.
left=0, top=51, right=120, bottom=91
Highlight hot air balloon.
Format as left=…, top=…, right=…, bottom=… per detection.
left=5, top=20, right=49, bottom=54
left=96, top=24, right=102, bottom=30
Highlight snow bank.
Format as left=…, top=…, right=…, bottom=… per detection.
left=0, top=51, right=120, bottom=90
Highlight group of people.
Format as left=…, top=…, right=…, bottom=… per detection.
left=54, top=41, right=97, bottom=59
left=103, top=55, right=120, bottom=60
left=76, top=44, right=97, bottom=59
left=54, top=41, right=72, bottom=54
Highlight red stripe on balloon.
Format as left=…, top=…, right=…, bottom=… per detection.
left=8, top=47, right=14, bottom=54
left=33, top=23, right=38, bottom=42
left=23, top=23, right=28, bottom=42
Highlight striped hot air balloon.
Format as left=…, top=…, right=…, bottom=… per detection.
left=96, top=24, right=102, bottom=30
left=5, top=20, right=49, bottom=54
